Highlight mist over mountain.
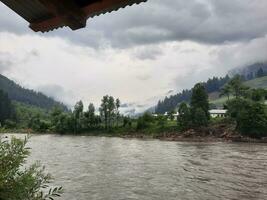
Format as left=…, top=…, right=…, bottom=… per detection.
left=0, top=74, right=68, bottom=111
left=228, top=62, right=267, bottom=80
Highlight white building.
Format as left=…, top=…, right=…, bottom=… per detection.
left=209, top=109, right=227, bottom=118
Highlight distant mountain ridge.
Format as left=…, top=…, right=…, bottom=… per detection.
left=0, top=74, right=68, bottom=111
left=155, top=62, right=267, bottom=114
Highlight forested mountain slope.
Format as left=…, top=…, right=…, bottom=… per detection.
left=0, top=74, right=68, bottom=111
left=156, top=75, right=267, bottom=113
left=155, top=76, right=230, bottom=114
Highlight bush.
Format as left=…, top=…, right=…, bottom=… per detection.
left=236, top=102, right=267, bottom=138
left=177, top=102, right=191, bottom=131
left=4, top=119, right=17, bottom=129
left=136, top=113, right=154, bottom=130
left=157, top=115, right=167, bottom=129
left=227, top=98, right=267, bottom=138
left=192, top=108, right=208, bottom=127
left=0, top=137, right=63, bottom=200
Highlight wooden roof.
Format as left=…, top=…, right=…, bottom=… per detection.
left=1, top=0, right=147, bottom=32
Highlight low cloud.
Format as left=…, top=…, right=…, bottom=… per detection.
left=1, top=0, right=267, bottom=49
left=36, top=84, right=74, bottom=106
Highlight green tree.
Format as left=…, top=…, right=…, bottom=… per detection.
left=107, top=96, right=115, bottom=128
left=237, top=102, right=267, bottom=138
left=168, top=110, right=175, bottom=121
left=0, top=89, right=15, bottom=126
left=28, top=114, right=49, bottom=132
left=123, top=116, right=132, bottom=127
left=86, top=103, right=96, bottom=128
left=190, top=83, right=210, bottom=127
left=0, top=137, right=63, bottom=200
left=228, top=75, right=249, bottom=98
left=73, top=100, right=84, bottom=133
left=193, top=108, right=208, bottom=127
left=100, top=95, right=109, bottom=129
left=227, top=98, right=267, bottom=138
left=50, top=106, right=69, bottom=134
left=220, top=84, right=231, bottom=100
left=157, top=115, right=167, bottom=129
left=250, top=88, right=266, bottom=102
left=136, top=112, right=154, bottom=130
left=177, top=102, right=191, bottom=130
left=115, top=98, right=121, bottom=127
left=256, top=67, right=265, bottom=78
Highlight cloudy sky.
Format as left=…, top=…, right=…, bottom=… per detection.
left=0, top=0, right=267, bottom=113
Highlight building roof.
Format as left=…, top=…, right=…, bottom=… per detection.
left=209, top=109, right=227, bottom=114
left=1, top=0, right=147, bottom=32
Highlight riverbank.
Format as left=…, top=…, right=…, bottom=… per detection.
left=122, top=131, right=267, bottom=143
left=2, top=123, right=267, bottom=143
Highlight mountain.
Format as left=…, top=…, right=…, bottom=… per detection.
left=155, top=62, right=267, bottom=114
left=0, top=74, right=68, bottom=111
left=155, top=76, right=230, bottom=114
left=244, top=76, right=267, bottom=89
left=228, top=62, right=267, bottom=80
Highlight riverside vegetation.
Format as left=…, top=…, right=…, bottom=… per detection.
left=1, top=75, right=267, bottom=141
left=0, top=136, right=63, bottom=200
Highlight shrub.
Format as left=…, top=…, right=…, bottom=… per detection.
left=157, top=115, right=167, bottom=129
left=227, top=98, right=267, bottom=138
left=177, top=102, right=191, bottom=131
left=0, top=136, right=63, bottom=200
left=136, top=113, right=154, bottom=130
left=192, top=108, right=208, bottom=127
left=236, top=102, right=267, bottom=138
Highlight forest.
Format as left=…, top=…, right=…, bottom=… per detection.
left=0, top=74, right=68, bottom=111
left=156, top=67, right=267, bottom=114
left=1, top=75, right=267, bottom=139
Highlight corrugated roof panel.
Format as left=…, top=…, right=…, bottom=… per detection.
left=1, top=0, right=51, bottom=22
left=85, top=0, right=147, bottom=19
left=1, top=0, right=147, bottom=32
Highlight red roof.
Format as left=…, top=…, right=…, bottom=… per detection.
left=1, top=0, right=147, bottom=32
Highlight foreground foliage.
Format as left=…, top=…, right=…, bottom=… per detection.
left=0, top=137, right=63, bottom=200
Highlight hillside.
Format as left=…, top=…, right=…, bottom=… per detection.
left=0, top=74, right=68, bottom=111
left=244, top=76, right=267, bottom=89
left=210, top=76, right=267, bottom=107
left=155, top=76, right=230, bottom=113
left=156, top=74, right=267, bottom=113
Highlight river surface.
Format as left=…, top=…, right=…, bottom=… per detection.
left=11, top=134, right=267, bottom=199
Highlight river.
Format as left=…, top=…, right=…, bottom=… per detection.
left=17, top=134, right=267, bottom=199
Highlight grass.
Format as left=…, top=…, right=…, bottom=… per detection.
left=244, top=76, right=267, bottom=89
left=210, top=96, right=231, bottom=107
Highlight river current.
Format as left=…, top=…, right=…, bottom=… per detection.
left=18, top=135, right=267, bottom=199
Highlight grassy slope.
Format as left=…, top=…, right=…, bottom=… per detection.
left=210, top=76, right=267, bottom=107
left=244, top=76, right=267, bottom=89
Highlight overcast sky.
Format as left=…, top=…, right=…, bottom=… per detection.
left=0, top=0, right=267, bottom=113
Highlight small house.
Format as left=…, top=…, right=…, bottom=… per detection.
left=209, top=109, right=227, bottom=118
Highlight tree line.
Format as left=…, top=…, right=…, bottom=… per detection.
left=27, top=95, right=123, bottom=134
left=176, top=75, right=267, bottom=138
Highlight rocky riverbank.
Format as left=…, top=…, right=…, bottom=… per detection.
left=123, top=123, right=267, bottom=143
